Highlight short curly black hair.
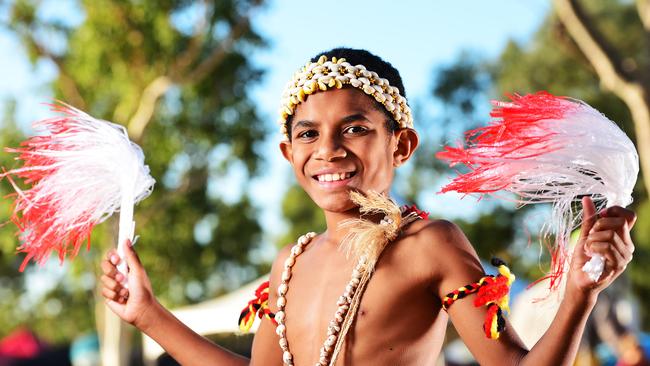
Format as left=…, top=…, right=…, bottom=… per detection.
left=284, top=47, right=406, bottom=140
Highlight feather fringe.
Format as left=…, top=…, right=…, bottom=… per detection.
left=1, top=102, right=155, bottom=271
left=437, top=92, right=638, bottom=290
left=338, top=191, right=419, bottom=274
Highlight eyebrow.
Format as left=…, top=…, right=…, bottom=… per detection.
left=293, top=120, right=317, bottom=130
left=294, top=113, right=368, bottom=128
left=340, top=113, right=368, bottom=124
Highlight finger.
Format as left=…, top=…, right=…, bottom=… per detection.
left=105, top=249, right=121, bottom=266
left=590, top=217, right=626, bottom=233
left=609, top=229, right=634, bottom=259
left=580, top=196, right=598, bottom=239
left=588, top=231, right=632, bottom=260
left=102, top=287, right=119, bottom=301
left=117, top=288, right=129, bottom=301
left=124, top=239, right=143, bottom=275
left=100, top=274, right=122, bottom=292
left=106, top=248, right=118, bottom=260
left=588, top=242, right=626, bottom=273
left=620, top=221, right=634, bottom=253
left=601, top=206, right=637, bottom=227
left=101, top=259, right=118, bottom=277
left=115, top=272, right=126, bottom=284
left=591, top=217, right=634, bottom=251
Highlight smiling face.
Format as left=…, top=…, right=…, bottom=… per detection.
left=279, top=88, right=418, bottom=214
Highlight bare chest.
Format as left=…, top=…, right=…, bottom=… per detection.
left=281, top=242, right=446, bottom=365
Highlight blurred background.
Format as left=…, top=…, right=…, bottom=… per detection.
left=0, top=0, right=649, bottom=365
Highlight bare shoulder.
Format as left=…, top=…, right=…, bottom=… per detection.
left=398, top=219, right=485, bottom=298
left=400, top=218, right=479, bottom=264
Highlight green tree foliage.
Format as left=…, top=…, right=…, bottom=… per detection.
left=277, top=184, right=326, bottom=249
left=417, top=0, right=650, bottom=329
left=1, top=0, right=267, bottom=343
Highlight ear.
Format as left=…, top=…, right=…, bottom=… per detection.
left=393, top=128, right=419, bottom=167
left=279, top=140, right=294, bottom=164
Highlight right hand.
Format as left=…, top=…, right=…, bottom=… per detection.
left=100, top=239, right=156, bottom=329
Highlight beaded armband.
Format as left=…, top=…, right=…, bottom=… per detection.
left=239, top=280, right=277, bottom=332
left=442, top=258, right=515, bottom=339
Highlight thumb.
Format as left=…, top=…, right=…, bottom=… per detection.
left=123, top=239, right=143, bottom=275
left=579, top=196, right=597, bottom=240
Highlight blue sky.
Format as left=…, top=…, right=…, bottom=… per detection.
left=246, top=0, right=550, bottom=243
left=0, top=0, right=551, bottom=260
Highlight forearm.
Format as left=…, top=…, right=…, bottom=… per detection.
left=139, top=301, right=249, bottom=366
left=520, top=291, right=597, bottom=366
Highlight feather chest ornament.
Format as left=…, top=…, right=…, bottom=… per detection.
left=1, top=102, right=155, bottom=272
left=436, top=91, right=638, bottom=289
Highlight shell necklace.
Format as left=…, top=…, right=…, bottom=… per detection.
left=275, top=231, right=367, bottom=366
left=275, top=193, right=426, bottom=366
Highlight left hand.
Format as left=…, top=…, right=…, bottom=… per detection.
left=567, top=196, right=637, bottom=298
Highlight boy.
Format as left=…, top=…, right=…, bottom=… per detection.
left=101, top=48, right=637, bottom=365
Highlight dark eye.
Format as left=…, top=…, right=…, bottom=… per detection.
left=297, top=129, right=318, bottom=139
left=344, top=125, right=368, bottom=135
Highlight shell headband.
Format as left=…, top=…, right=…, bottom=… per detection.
left=278, top=55, right=414, bottom=139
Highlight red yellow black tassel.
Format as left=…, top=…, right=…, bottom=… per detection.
left=401, top=205, right=430, bottom=220
left=238, top=280, right=277, bottom=332
left=442, top=258, right=515, bottom=339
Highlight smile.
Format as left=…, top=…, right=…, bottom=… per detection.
left=314, top=172, right=355, bottom=182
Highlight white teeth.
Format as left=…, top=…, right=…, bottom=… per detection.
left=317, top=172, right=351, bottom=182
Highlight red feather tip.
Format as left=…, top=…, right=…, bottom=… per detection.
left=2, top=103, right=108, bottom=271
left=436, top=91, right=578, bottom=195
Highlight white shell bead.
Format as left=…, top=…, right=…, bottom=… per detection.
left=276, top=324, right=286, bottom=337
left=291, top=246, right=303, bottom=256
left=281, top=271, right=292, bottom=282
left=325, top=335, right=336, bottom=346
left=275, top=310, right=285, bottom=323
left=284, top=256, right=295, bottom=268
left=277, top=297, right=286, bottom=308
left=282, top=350, right=293, bottom=364
left=278, top=283, right=288, bottom=296
left=336, top=296, right=348, bottom=306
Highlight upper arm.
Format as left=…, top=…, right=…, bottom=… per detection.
left=422, top=220, right=529, bottom=365
left=250, top=245, right=292, bottom=366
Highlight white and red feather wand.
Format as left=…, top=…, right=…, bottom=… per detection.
left=437, top=92, right=638, bottom=290
left=1, top=102, right=155, bottom=272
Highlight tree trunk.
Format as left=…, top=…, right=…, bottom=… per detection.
left=554, top=0, right=650, bottom=199
left=96, top=290, right=132, bottom=366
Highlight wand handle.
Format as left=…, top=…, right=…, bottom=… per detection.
left=117, top=183, right=135, bottom=276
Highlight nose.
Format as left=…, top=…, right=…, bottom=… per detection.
left=315, top=134, right=347, bottom=162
